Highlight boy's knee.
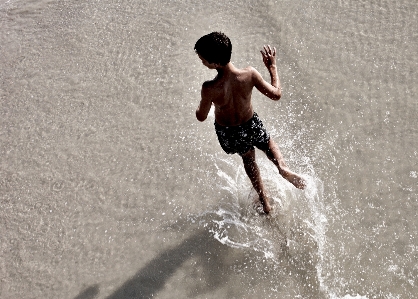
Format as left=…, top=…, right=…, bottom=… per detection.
left=242, top=157, right=255, bottom=167
left=240, top=149, right=255, bottom=161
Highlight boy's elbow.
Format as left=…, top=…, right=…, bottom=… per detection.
left=196, top=111, right=207, bottom=122
left=266, top=87, right=281, bottom=100
left=271, top=91, right=281, bottom=101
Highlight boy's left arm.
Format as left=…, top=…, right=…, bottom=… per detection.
left=196, top=83, right=212, bottom=122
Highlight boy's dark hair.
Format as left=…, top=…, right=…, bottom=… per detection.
left=194, top=32, right=232, bottom=66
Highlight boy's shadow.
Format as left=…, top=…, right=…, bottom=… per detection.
left=74, top=229, right=232, bottom=299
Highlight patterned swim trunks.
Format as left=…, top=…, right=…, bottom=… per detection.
left=214, top=112, right=270, bottom=155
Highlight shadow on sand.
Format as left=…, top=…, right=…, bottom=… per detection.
left=73, top=229, right=231, bottom=299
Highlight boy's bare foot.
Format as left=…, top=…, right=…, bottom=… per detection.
left=252, top=200, right=264, bottom=214
left=264, top=140, right=306, bottom=190
left=283, top=172, right=306, bottom=189
left=253, top=197, right=272, bottom=214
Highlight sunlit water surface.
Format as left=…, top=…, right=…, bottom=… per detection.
left=1, top=0, right=417, bottom=298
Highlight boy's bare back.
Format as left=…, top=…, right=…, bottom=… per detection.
left=196, top=46, right=281, bottom=126
left=202, top=66, right=255, bottom=126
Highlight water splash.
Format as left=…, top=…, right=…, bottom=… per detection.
left=189, top=154, right=334, bottom=294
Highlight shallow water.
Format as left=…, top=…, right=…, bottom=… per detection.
left=1, top=0, right=417, bottom=298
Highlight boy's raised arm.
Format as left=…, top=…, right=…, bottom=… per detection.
left=253, top=45, right=281, bottom=100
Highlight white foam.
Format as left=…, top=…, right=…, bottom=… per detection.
left=191, top=152, right=349, bottom=296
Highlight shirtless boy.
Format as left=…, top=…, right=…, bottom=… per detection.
left=194, top=32, right=305, bottom=214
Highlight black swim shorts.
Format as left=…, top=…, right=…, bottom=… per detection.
left=214, top=112, right=270, bottom=155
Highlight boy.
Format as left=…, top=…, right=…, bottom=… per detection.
left=194, top=32, right=305, bottom=214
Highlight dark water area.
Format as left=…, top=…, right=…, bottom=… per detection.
left=1, top=0, right=417, bottom=298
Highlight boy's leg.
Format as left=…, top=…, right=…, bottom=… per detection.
left=263, top=139, right=306, bottom=189
left=241, top=148, right=272, bottom=214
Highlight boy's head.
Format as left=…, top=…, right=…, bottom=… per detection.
left=194, top=32, right=232, bottom=66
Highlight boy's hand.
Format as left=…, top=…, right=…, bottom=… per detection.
left=257, top=45, right=281, bottom=97
left=260, top=45, right=277, bottom=69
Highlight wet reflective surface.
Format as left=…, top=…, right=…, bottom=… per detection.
left=1, top=0, right=417, bottom=298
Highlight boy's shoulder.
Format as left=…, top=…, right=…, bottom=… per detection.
left=201, top=79, right=220, bottom=97
left=245, top=66, right=260, bottom=76
left=236, top=66, right=259, bottom=84
left=238, top=66, right=259, bottom=79
left=202, top=78, right=217, bottom=89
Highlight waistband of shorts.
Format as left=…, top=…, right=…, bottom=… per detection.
left=214, top=112, right=258, bottom=128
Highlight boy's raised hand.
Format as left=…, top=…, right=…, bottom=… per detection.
left=260, top=45, right=277, bottom=69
